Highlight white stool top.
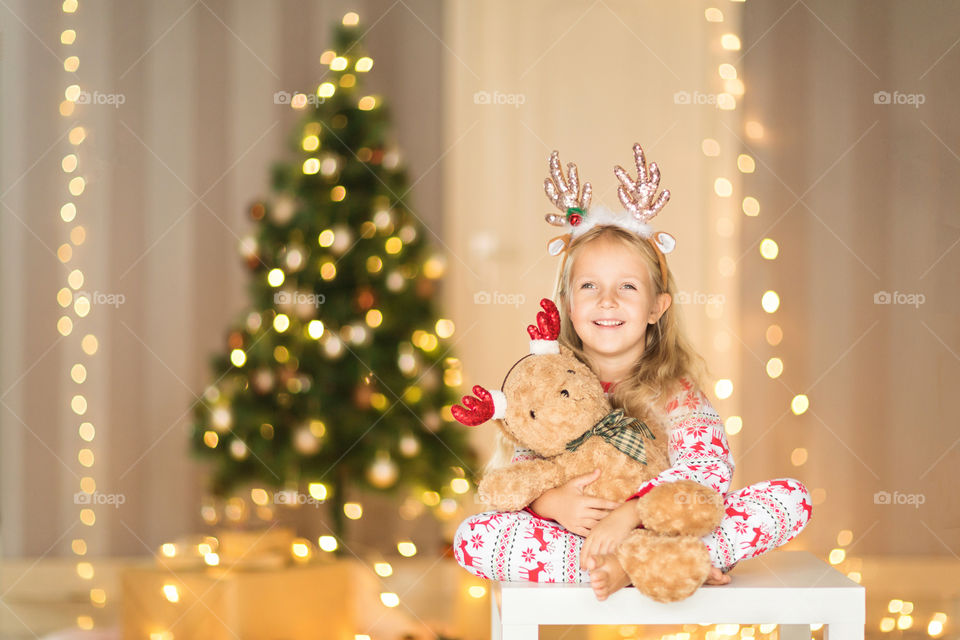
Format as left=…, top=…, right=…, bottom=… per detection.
left=495, top=551, right=864, bottom=625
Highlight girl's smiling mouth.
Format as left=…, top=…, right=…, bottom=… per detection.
left=593, top=319, right=624, bottom=327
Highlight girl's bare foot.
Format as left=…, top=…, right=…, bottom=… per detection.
left=704, top=566, right=731, bottom=585
left=585, top=554, right=632, bottom=600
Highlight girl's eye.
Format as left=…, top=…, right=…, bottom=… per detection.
left=580, top=282, right=594, bottom=289
left=622, top=283, right=637, bottom=290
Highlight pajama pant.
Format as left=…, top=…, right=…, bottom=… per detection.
left=453, top=478, right=812, bottom=582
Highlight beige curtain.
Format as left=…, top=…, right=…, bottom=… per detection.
left=737, top=0, right=960, bottom=557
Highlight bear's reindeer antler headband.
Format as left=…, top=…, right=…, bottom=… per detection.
left=544, top=143, right=676, bottom=289
left=450, top=299, right=561, bottom=426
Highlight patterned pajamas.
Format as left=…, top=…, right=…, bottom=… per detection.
left=453, top=379, right=812, bottom=581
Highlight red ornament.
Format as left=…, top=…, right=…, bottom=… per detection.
left=416, top=278, right=434, bottom=298
left=568, top=213, right=582, bottom=226
left=228, top=331, right=244, bottom=350
left=357, top=288, right=375, bottom=310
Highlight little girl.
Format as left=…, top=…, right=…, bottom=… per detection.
left=453, top=144, right=812, bottom=600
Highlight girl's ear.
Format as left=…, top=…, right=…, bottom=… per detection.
left=651, top=292, right=672, bottom=323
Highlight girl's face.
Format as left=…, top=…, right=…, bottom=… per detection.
left=568, top=238, right=670, bottom=367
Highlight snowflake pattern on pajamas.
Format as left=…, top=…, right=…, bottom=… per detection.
left=452, top=379, right=812, bottom=580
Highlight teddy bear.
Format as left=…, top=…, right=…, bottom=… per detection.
left=452, top=298, right=724, bottom=602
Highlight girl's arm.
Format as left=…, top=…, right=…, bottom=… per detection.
left=627, top=378, right=735, bottom=500
left=510, top=445, right=620, bottom=534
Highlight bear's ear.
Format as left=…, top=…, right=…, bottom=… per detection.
left=558, top=344, right=575, bottom=358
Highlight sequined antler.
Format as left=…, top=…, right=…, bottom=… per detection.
left=614, top=143, right=670, bottom=225
left=544, top=150, right=593, bottom=227
left=526, top=298, right=560, bottom=341
left=451, top=385, right=499, bottom=426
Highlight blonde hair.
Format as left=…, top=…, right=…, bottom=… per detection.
left=484, top=225, right=710, bottom=473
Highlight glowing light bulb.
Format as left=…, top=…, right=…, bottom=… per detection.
left=721, top=34, right=741, bottom=50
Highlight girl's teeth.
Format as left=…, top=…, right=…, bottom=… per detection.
left=595, top=320, right=623, bottom=326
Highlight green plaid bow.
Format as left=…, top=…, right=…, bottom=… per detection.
left=565, top=408, right=656, bottom=465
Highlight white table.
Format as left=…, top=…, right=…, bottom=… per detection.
left=490, top=551, right=864, bottom=640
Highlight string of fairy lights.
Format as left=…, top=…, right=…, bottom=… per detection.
left=57, top=0, right=107, bottom=630
left=699, top=4, right=948, bottom=636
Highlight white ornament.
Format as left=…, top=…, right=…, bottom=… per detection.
left=294, top=291, right=318, bottom=320
left=367, top=450, right=398, bottom=488
left=423, top=411, right=441, bottom=432
left=252, top=369, right=275, bottom=393
left=331, top=224, right=353, bottom=254
left=399, top=433, right=420, bottom=457
left=211, top=406, right=232, bottom=432
left=229, top=439, right=248, bottom=460
left=284, top=246, right=305, bottom=271
left=271, top=196, right=296, bottom=224
left=386, top=271, right=405, bottom=292
left=293, top=426, right=320, bottom=455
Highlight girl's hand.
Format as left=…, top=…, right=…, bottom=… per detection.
left=529, top=469, right=621, bottom=537
left=579, top=500, right=642, bottom=569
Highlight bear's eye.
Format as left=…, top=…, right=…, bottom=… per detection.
left=566, top=369, right=575, bottom=374
left=560, top=389, right=569, bottom=397
left=529, top=409, right=536, bottom=419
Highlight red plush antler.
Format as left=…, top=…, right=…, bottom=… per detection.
left=451, top=385, right=496, bottom=426
left=526, top=298, right=560, bottom=341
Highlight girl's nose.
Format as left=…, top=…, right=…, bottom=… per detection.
left=598, top=288, right=618, bottom=307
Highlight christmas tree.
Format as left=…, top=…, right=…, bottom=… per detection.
left=191, top=12, right=476, bottom=544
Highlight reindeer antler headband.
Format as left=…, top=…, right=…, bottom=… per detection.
left=544, top=143, right=676, bottom=289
